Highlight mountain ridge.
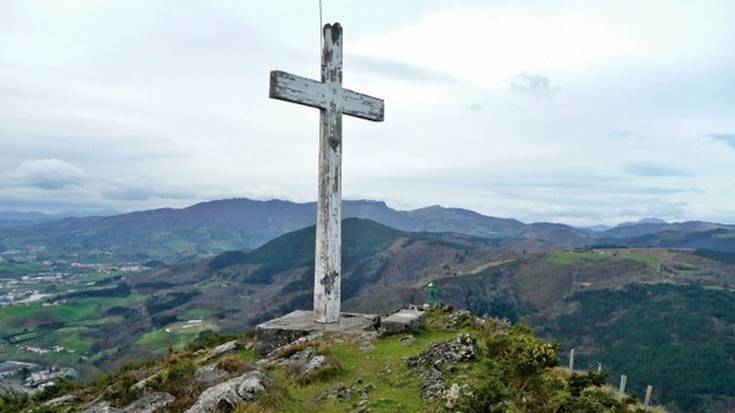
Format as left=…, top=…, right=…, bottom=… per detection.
left=1, top=197, right=733, bottom=263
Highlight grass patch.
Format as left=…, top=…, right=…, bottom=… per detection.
left=132, top=329, right=174, bottom=353
left=182, top=308, right=213, bottom=319
left=0, top=302, right=99, bottom=331
left=617, top=250, right=660, bottom=266
left=544, top=251, right=603, bottom=265
left=268, top=329, right=464, bottom=412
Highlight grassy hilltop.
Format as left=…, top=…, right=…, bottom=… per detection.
left=1, top=307, right=664, bottom=413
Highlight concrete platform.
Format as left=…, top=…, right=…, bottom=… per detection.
left=254, top=310, right=378, bottom=355
left=380, top=309, right=425, bottom=335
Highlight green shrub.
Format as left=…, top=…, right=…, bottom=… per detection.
left=461, top=320, right=640, bottom=413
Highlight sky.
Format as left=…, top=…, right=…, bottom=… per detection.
left=1, top=0, right=734, bottom=225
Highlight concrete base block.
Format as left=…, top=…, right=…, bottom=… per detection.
left=254, top=310, right=377, bottom=355
left=380, top=309, right=426, bottom=335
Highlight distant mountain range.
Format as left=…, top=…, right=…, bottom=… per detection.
left=0, top=210, right=118, bottom=229
left=0, top=198, right=733, bottom=262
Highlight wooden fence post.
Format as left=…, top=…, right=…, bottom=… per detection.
left=643, top=385, right=653, bottom=411
left=568, top=348, right=575, bottom=372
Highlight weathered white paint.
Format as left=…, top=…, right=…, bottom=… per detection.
left=268, top=23, right=384, bottom=323
left=270, top=71, right=384, bottom=121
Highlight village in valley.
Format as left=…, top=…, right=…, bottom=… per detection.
left=0, top=249, right=151, bottom=394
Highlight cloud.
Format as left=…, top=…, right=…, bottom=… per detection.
left=349, top=54, right=458, bottom=84
left=605, top=129, right=636, bottom=139
left=101, top=181, right=201, bottom=202
left=9, top=159, right=85, bottom=190
left=510, top=73, right=560, bottom=98
left=707, top=133, right=735, bottom=149
left=0, top=1, right=734, bottom=226
left=624, top=162, right=693, bottom=177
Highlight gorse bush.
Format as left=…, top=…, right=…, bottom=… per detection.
left=461, top=321, right=644, bottom=413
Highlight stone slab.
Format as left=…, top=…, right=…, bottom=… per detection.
left=380, top=309, right=425, bottom=335
left=254, top=310, right=377, bottom=355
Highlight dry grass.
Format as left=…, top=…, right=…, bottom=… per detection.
left=269, top=339, right=328, bottom=360
left=234, top=382, right=291, bottom=413
left=217, top=354, right=255, bottom=374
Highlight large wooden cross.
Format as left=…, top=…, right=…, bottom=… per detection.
left=269, top=23, right=385, bottom=323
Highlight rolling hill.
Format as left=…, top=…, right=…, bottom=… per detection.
left=4, top=218, right=735, bottom=411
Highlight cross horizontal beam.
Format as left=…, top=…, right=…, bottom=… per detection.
left=269, top=70, right=384, bottom=122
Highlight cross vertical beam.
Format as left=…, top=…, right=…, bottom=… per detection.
left=268, top=22, right=384, bottom=324
left=314, top=23, right=343, bottom=323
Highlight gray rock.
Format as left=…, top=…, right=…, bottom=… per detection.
left=131, top=372, right=161, bottom=391
left=407, top=333, right=476, bottom=368
left=380, top=309, right=425, bottom=335
left=195, top=365, right=229, bottom=384
left=444, top=383, right=461, bottom=408
left=183, top=370, right=270, bottom=413
left=399, top=335, right=416, bottom=345
left=43, top=394, right=77, bottom=406
left=324, top=383, right=351, bottom=400
left=205, top=340, right=241, bottom=361
left=81, top=401, right=119, bottom=413
left=121, top=392, right=175, bottom=413
left=351, top=385, right=371, bottom=413
left=419, top=366, right=445, bottom=399
left=441, top=310, right=473, bottom=330
left=302, top=355, right=327, bottom=375
left=407, top=334, right=477, bottom=399
left=280, top=346, right=316, bottom=369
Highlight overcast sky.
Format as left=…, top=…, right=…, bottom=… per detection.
left=1, top=0, right=734, bottom=225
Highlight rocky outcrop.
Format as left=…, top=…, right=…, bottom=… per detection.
left=194, top=364, right=229, bottom=385
left=302, top=355, right=327, bottom=376
left=81, top=401, right=117, bottom=413
left=183, top=370, right=270, bottom=413
left=122, top=393, right=175, bottom=413
left=321, top=378, right=373, bottom=412
left=280, top=346, right=316, bottom=370
left=80, top=393, right=174, bottom=413
left=440, top=309, right=473, bottom=330
left=42, top=394, right=77, bottom=407
left=407, top=333, right=476, bottom=368
left=204, top=340, right=242, bottom=362
left=407, top=333, right=477, bottom=399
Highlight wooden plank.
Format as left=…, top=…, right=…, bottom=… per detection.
left=269, top=70, right=329, bottom=110
left=270, top=71, right=383, bottom=122
left=344, top=89, right=384, bottom=122
left=313, top=22, right=343, bottom=324
left=643, top=385, right=653, bottom=411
